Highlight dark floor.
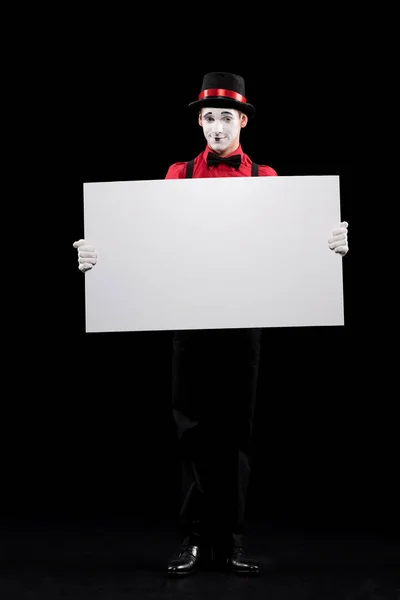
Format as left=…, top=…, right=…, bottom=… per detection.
left=1, top=520, right=399, bottom=599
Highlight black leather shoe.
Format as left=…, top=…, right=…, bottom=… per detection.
left=227, top=546, right=260, bottom=575
left=167, top=544, right=203, bottom=576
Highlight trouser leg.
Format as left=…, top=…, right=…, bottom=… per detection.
left=171, top=328, right=263, bottom=549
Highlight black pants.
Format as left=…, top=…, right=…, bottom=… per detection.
left=171, top=327, right=263, bottom=550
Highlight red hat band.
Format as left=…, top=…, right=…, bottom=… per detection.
left=198, top=88, right=247, bottom=103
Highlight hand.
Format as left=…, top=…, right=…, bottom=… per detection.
left=328, top=221, right=349, bottom=256
left=73, top=239, right=98, bottom=272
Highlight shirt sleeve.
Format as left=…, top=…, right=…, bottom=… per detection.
left=165, top=162, right=188, bottom=179
left=258, top=165, right=278, bottom=177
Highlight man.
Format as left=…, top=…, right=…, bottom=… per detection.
left=74, top=72, right=349, bottom=577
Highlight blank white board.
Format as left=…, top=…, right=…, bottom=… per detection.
left=83, top=175, right=344, bottom=332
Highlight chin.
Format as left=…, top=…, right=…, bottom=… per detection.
left=209, top=141, right=229, bottom=153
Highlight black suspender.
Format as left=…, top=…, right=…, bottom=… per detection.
left=185, top=159, right=259, bottom=177
left=185, top=160, right=195, bottom=178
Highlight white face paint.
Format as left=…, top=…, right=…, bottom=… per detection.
left=200, top=107, right=242, bottom=154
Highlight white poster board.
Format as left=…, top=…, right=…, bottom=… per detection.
left=83, top=175, right=344, bottom=333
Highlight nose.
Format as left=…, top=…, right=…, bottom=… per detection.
left=211, top=120, right=223, bottom=136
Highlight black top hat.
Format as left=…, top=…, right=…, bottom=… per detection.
left=188, top=72, right=256, bottom=119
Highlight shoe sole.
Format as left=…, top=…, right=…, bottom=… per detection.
left=167, top=568, right=198, bottom=577
left=230, top=569, right=260, bottom=575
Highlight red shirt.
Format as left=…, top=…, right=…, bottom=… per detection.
left=165, top=145, right=277, bottom=179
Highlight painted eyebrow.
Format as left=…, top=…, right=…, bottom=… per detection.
left=203, top=111, right=234, bottom=117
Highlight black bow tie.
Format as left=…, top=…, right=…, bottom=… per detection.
left=206, top=152, right=242, bottom=169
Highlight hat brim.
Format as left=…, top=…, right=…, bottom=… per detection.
left=188, top=97, right=256, bottom=120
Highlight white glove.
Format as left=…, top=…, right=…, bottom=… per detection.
left=328, top=221, right=349, bottom=256
left=73, top=239, right=98, bottom=272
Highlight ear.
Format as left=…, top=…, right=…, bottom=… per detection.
left=198, top=111, right=203, bottom=127
left=240, top=113, right=248, bottom=128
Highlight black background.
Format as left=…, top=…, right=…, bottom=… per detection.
left=6, top=46, right=396, bottom=544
